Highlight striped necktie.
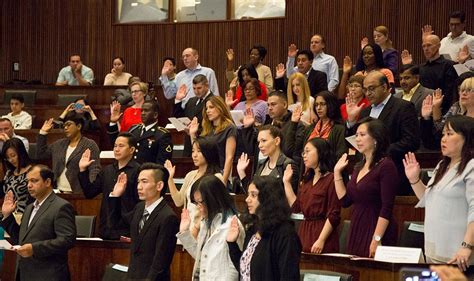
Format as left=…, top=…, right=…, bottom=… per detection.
left=139, top=209, right=149, bottom=233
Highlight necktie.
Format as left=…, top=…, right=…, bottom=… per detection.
left=139, top=209, right=149, bottom=233
left=140, top=126, right=145, bottom=136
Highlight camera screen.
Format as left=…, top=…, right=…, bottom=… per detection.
left=402, top=269, right=439, bottom=281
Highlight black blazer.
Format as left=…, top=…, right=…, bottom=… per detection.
left=108, top=198, right=179, bottom=281
left=349, top=95, right=420, bottom=195
left=173, top=93, right=213, bottom=157
left=228, top=221, right=302, bottom=281
left=1, top=193, right=76, bottom=281
left=274, top=69, right=328, bottom=97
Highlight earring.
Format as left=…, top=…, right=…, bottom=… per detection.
left=374, top=141, right=377, bottom=148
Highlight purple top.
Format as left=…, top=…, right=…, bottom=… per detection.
left=383, top=48, right=399, bottom=77
left=234, top=99, right=268, bottom=125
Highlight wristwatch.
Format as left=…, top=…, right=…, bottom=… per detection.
left=373, top=235, right=382, bottom=242
left=461, top=241, right=473, bottom=250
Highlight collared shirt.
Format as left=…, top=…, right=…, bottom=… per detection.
left=370, top=94, right=392, bottom=119
left=440, top=31, right=474, bottom=62
left=143, top=121, right=158, bottom=133
left=286, top=51, right=339, bottom=92
left=159, top=64, right=219, bottom=108
left=402, top=83, right=421, bottom=102
left=2, top=111, right=32, bottom=129
left=196, top=91, right=211, bottom=106
left=56, top=65, right=94, bottom=85
left=145, top=196, right=164, bottom=215
left=28, top=191, right=53, bottom=226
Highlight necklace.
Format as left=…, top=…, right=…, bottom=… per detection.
left=266, top=160, right=276, bottom=170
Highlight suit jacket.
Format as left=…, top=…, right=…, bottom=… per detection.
left=394, top=85, right=433, bottom=116
left=36, top=135, right=101, bottom=193
left=108, top=198, right=179, bottom=281
left=349, top=96, right=421, bottom=195
left=1, top=193, right=76, bottom=281
left=173, top=93, right=213, bottom=157
left=107, top=122, right=173, bottom=165
left=274, top=69, right=328, bottom=97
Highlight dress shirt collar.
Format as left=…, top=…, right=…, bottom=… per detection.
left=35, top=191, right=54, bottom=208
left=447, top=31, right=468, bottom=40
left=371, top=93, right=392, bottom=108
left=143, top=122, right=157, bottom=132
left=185, top=63, right=202, bottom=72
left=403, top=83, right=421, bottom=97
left=145, top=196, right=163, bottom=215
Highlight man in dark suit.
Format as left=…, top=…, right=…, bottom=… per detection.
left=275, top=49, right=328, bottom=97
left=78, top=132, right=140, bottom=240
left=346, top=71, right=421, bottom=195
left=173, top=74, right=213, bottom=157
left=108, top=101, right=173, bottom=164
left=108, top=162, right=178, bottom=281
left=395, top=64, right=434, bottom=116
left=1, top=164, right=76, bottom=281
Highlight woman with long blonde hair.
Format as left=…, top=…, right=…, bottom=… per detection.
left=287, top=72, right=316, bottom=126
left=190, top=95, right=236, bottom=184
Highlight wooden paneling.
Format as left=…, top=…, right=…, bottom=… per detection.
left=1, top=0, right=472, bottom=94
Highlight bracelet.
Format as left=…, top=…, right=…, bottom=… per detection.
left=410, top=178, right=421, bottom=185
left=335, top=178, right=344, bottom=182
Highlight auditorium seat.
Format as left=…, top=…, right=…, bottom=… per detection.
left=4, top=89, right=37, bottom=106
left=101, top=264, right=128, bottom=281
left=75, top=215, right=96, bottom=238
left=398, top=221, right=424, bottom=250
left=57, top=94, right=87, bottom=106
left=300, top=269, right=353, bottom=281
left=339, top=220, right=351, bottom=254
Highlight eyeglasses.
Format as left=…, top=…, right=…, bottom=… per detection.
left=363, top=84, right=384, bottom=94
left=348, top=83, right=362, bottom=88
left=244, top=87, right=256, bottom=92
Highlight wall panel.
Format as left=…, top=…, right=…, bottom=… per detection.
left=1, top=0, right=472, bottom=92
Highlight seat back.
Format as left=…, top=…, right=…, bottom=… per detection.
left=338, top=220, right=351, bottom=254
left=101, top=263, right=128, bottom=281
left=75, top=215, right=96, bottom=238
left=57, top=94, right=87, bottom=106
left=4, top=90, right=37, bottom=106
left=300, top=269, right=353, bottom=281
left=399, top=221, right=424, bottom=249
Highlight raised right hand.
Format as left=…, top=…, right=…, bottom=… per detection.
left=179, top=208, right=192, bottom=233
left=226, top=216, right=240, bottom=242
left=237, top=153, right=250, bottom=178
left=432, top=89, right=444, bottom=109
left=334, top=153, right=349, bottom=174
left=283, top=165, right=293, bottom=183
left=225, top=90, right=238, bottom=107
left=421, top=95, right=433, bottom=120
left=360, top=37, right=369, bottom=50
left=242, top=108, right=256, bottom=128
left=343, top=56, right=353, bottom=74
left=41, top=118, right=54, bottom=133
left=1, top=191, right=16, bottom=218
left=164, top=160, right=176, bottom=179
left=403, top=152, right=421, bottom=183
left=345, top=95, right=363, bottom=122
left=111, top=172, right=127, bottom=197
left=288, top=44, right=298, bottom=58
left=110, top=101, right=122, bottom=123
left=275, top=63, right=286, bottom=79
left=401, top=49, right=413, bottom=65
left=176, top=84, right=188, bottom=101
left=161, top=61, right=173, bottom=76
left=291, top=104, right=302, bottom=123
left=79, top=149, right=95, bottom=171
left=422, top=24, right=434, bottom=39
left=226, top=48, right=235, bottom=61
left=188, top=117, right=199, bottom=137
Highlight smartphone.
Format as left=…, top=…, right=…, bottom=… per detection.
left=73, top=103, right=84, bottom=110
left=400, top=267, right=439, bottom=281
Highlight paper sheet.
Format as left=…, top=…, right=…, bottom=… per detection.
left=345, top=135, right=360, bottom=152
left=112, top=264, right=129, bottom=272
left=303, top=274, right=340, bottom=281
left=0, top=240, right=19, bottom=251
left=454, top=63, right=471, bottom=76
left=230, top=110, right=245, bottom=126
left=168, top=117, right=191, bottom=132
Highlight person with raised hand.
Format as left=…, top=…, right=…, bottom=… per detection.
left=226, top=176, right=301, bottom=280
left=176, top=175, right=244, bottom=281
left=404, top=115, right=474, bottom=270
left=334, top=118, right=398, bottom=257
left=283, top=138, right=341, bottom=254
left=58, top=97, right=100, bottom=132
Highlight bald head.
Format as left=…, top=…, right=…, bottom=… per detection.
left=422, top=35, right=441, bottom=61
left=363, top=71, right=390, bottom=105
left=182, top=48, right=199, bottom=69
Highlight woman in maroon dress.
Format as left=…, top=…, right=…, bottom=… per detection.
left=283, top=137, right=341, bottom=253
left=334, top=118, right=398, bottom=257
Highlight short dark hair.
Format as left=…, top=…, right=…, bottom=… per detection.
left=296, top=49, right=314, bottom=61
left=143, top=100, right=160, bottom=115
left=10, top=93, right=24, bottom=104
left=192, top=74, right=208, bottom=85
left=356, top=43, right=386, bottom=71
left=139, top=162, right=169, bottom=190
left=258, top=124, right=282, bottom=141
left=190, top=175, right=236, bottom=229
left=302, top=138, right=335, bottom=183
left=348, top=75, right=365, bottom=85
left=400, top=64, right=420, bottom=76
left=450, top=11, right=466, bottom=23
left=2, top=138, right=32, bottom=172
left=162, top=56, right=176, bottom=66
left=315, top=91, right=342, bottom=123
left=70, top=54, right=81, bottom=61
left=33, top=164, right=56, bottom=188
left=64, top=111, right=85, bottom=130
left=268, top=90, right=288, bottom=103
left=117, top=132, right=137, bottom=148
left=250, top=45, right=267, bottom=60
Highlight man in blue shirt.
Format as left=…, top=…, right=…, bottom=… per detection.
left=56, top=54, right=94, bottom=86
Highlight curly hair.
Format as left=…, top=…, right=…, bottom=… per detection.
left=248, top=176, right=292, bottom=237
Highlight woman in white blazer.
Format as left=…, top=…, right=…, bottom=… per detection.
left=177, top=175, right=245, bottom=281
